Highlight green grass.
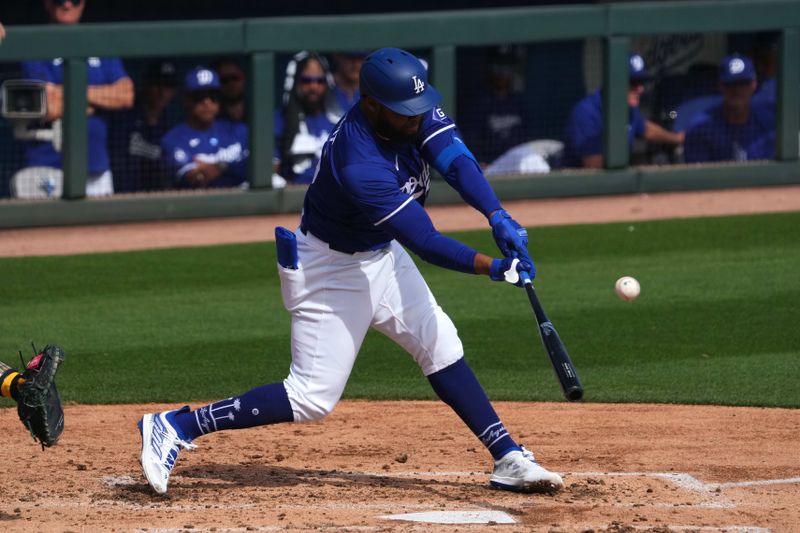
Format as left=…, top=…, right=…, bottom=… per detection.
left=1, top=211, right=798, bottom=407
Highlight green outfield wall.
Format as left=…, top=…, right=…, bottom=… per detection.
left=0, top=0, right=798, bottom=228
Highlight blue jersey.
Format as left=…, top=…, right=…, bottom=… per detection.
left=683, top=103, right=775, bottom=163
left=21, top=57, right=129, bottom=173
left=301, top=104, right=502, bottom=272
left=753, top=78, right=776, bottom=106
left=160, top=120, right=249, bottom=188
left=562, top=90, right=646, bottom=168
left=332, top=86, right=360, bottom=113
left=274, top=110, right=339, bottom=184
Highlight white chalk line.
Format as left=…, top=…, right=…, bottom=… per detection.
left=717, top=476, right=800, bottom=489
left=568, top=471, right=800, bottom=492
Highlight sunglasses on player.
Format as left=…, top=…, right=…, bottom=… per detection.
left=299, top=75, right=327, bottom=85
left=52, top=0, right=83, bottom=6
left=220, top=73, right=244, bottom=84
left=189, top=90, right=220, bottom=103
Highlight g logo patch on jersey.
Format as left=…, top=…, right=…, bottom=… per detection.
left=432, top=107, right=447, bottom=123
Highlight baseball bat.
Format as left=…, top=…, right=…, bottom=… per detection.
left=520, top=274, right=583, bottom=401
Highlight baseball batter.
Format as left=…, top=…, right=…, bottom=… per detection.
left=138, top=48, right=564, bottom=496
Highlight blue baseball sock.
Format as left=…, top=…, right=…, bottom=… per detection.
left=427, top=358, right=520, bottom=460
left=168, top=382, right=294, bottom=441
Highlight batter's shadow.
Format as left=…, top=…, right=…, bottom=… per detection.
left=178, top=463, right=484, bottom=495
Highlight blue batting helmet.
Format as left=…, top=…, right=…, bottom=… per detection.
left=359, top=48, right=441, bottom=116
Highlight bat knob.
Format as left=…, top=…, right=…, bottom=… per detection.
left=566, top=387, right=584, bottom=401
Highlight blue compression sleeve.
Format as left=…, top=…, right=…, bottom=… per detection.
left=381, top=199, right=478, bottom=274
left=441, top=155, right=502, bottom=218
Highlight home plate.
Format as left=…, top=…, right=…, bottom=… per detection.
left=380, top=510, right=516, bottom=524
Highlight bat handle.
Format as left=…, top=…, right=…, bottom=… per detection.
left=519, top=269, right=533, bottom=286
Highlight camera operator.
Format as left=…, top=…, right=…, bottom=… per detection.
left=11, top=0, right=133, bottom=199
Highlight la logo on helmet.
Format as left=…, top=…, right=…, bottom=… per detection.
left=412, top=75, right=425, bottom=94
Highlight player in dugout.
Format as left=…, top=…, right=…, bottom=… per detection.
left=160, top=67, right=249, bottom=189
left=138, top=48, right=564, bottom=496
left=683, top=54, right=776, bottom=163
left=562, top=52, right=685, bottom=168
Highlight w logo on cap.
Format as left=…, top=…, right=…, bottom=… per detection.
left=412, top=75, right=425, bottom=94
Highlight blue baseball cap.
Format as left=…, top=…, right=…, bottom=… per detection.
left=184, top=67, right=221, bottom=91
left=359, top=47, right=441, bottom=116
left=720, top=54, right=756, bottom=83
left=629, top=53, right=650, bottom=82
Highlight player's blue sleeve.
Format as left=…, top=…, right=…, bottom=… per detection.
left=228, top=122, right=250, bottom=179
left=748, top=132, right=776, bottom=160
left=381, top=198, right=478, bottom=274
left=101, top=58, right=129, bottom=84
left=568, top=105, right=602, bottom=157
left=338, top=162, right=477, bottom=273
left=683, top=123, right=711, bottom=163
left=418, top=108, right=502, bottom=218
left=21, top=61, right=56, bottom=83
left=160, top=130, right=194, bottom=182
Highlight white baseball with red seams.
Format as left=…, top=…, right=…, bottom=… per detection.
left=615, top=276, right=641, bottom=301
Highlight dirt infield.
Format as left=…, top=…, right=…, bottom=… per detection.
left=1, top=186, right=799, bottom=532
left=1, top=402, right=798, bottom=532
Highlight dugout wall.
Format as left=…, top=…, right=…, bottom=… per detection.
left=0, top=0, right=798, bottom=228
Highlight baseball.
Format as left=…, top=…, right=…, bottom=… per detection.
left=615, top=276, right=640, bottom=301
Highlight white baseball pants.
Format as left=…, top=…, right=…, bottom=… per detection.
left=278, top=228, right=464, bottom=422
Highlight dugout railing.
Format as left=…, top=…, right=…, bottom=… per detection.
left=0, top=0, right=798, bottom=228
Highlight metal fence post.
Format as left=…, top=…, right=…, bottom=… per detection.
left=432, top=45, right=456, bottom=120
left=777, top=28, right=799, bottom=161
left=248, top=51, right=274, bottom=189
left=603, top=35, right=629, bottom=169
left=62, top=57, right=87, bottom=199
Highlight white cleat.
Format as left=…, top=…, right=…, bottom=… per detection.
left=137, top=408, right=196, bottom=495
left=490, top=446, right=564, bottom=493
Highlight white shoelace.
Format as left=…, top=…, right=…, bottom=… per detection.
left=175, top=438, right=197, bottom=451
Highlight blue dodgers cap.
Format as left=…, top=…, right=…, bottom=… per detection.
left=720, top=54, right=756, bottom=83
left=629, top=52, right=650, bottom=82
left=184, top=67, right=221, bottom=91
left=359, top=47, right=441, bottom=116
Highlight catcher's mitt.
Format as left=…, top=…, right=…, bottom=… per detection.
left=17, top=344, right=66, bottom=449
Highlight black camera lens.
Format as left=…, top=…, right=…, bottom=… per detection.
left=12, top=90, right=35, bottom=112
